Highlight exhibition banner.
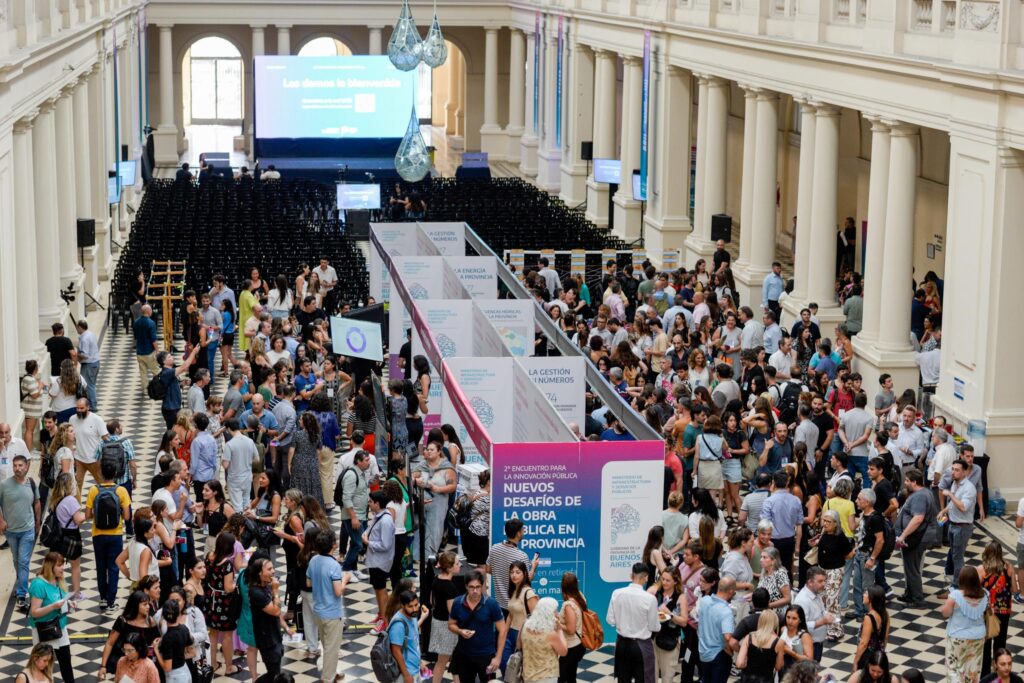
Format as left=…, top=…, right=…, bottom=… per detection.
left=418, top=222, right=467, bottom=256
left=443, top=357, right=515, bottom=463
left=476, top=300, right=536, bottom=357
left=512, top=362, right=577, bottom=443
left=442, top=261, right=470, bottom=301
left=412, top=300, right=475, bottom=428
left=472, top=304, right=512, bottom=359
left=369, top=223, right=418, bottom=301
left=638, top=30, right=651, bottom=201
left=490, top=439, right=664, bottom=640
left=447, top=256, right=498, bottom=300
left=517, top=356, right=586, bottom=429
left=387, top=256, right=445, bottom=377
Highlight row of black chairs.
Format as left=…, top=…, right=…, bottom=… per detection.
left=109, top=179, right=369, bottom=333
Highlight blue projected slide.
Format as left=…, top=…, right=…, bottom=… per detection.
left=593, top=158, right=621, bottom=184
left=111, top=160, right=137, bottom=186
left=255, top=56, right=416, bottom=139
left=337, top=183, right=381, bottom=210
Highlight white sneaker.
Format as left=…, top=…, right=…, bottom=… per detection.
left=353, top=570, right=370, bottom=581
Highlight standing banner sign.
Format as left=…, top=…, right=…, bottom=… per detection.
left=418, top=222, right=466, bottom=256
left=476, top=300, right=535, bottom=357
left=555, top=16, right=563, bottom=148
left=638, top=30, right=651, bottom=201
left=369, top=224, right=418, bottom=301
left=412, top=300, right=475, bottom=429
left=442, top=357, right=516, bottom=464
left=387, top=257, right=445, bottom=377
left=490, top=440, right=663, bottom=638
left=517, top=356, right=586, bottom=429
left=533, top=12, right=541, bottom=133
left=447, top=256, right=498, bottom=300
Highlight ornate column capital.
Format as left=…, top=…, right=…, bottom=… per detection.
left=14, top=110, right=40, bottom=133
left=811, top=102, right=841, bottom=117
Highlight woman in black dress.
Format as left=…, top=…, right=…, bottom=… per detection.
left=202, top=532, right=239, bottom=675
left=197, top=480, right=235, bottom=554
left=98, top=590, right=160, bottom=679
left=247, top=557, right=286, bottom=681
left=736, top=610, right=784, bottom=683
left=289, top=413, right=324, bottom=508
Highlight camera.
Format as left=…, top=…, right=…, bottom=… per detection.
left=59, top=282, right=76, bottom=304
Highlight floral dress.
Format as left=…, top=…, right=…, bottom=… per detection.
left=758, top=568, right=791, bottom=620
left=390, top=394, right=410, bottom=460
left=290, top=429, right=325, bottom=508
left=203, top=559, right=238, bottom=631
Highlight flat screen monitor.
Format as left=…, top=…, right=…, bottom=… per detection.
left=632, top=170, right=646, bottom=201
left=593, top=158, right=621, bottom=184
left=337, top=183, right=381, bottom=210
left=111, top=160, right=137, bottom=186
left=108, top=176, right=121, bottom=205
left=462, top=152, right=489, bottom=168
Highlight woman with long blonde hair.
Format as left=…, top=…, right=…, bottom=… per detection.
left=28, top=552, right=75, bottom=683
left=15, top=642, right=55, bottom=683
left=47, top=424, right=77, bottom=482
left=249, top=336, right=272, bottom=371
left=46, top=473, right=84, bottom=599
left=48, top=359, right=83, bottom=423
left=736, top=609, right=784, bottom=683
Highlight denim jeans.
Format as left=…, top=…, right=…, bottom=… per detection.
left=8, top=529, right=36, bottom=598
left=839, top=555, right=854, bottom=611
left=206, top=341, right=220, bottom=373
left=94, top=534, right=123, bottom=607
left=948, top=522, right=973, bottom=588
left=80, top=361, right=100, bottom=410
left=339, top=518, right=365, bottom=571
left=851, top=551, right=877, bottom=617
left=848, top=455, right=869, bottom=487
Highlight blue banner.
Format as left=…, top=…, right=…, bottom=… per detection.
left=113, top=26, right=121, bottom=197
left=533, top=12, right=540, bottom=133
left=555, top=16, right=563, bottom=148
left=638, top=30, right=651, bottom=201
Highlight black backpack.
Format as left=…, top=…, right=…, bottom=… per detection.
left=333, top=467, right=357, bottom=509
left=370, top=619, right=402, bottom=682
left=92, top=484, right=122, bottom=531
left=147, top=373, right=167, bottom=401
left=777, top=381, right=802, bottom=426
left=100, top=439, right=127, bottom=483
left=879, top=516, right=897, bottom=561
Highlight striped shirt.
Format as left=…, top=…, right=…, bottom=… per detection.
left=486, top=540, right=528, bottom=609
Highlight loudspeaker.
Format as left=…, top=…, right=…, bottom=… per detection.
left=346, top=210, right=371, bottom=238
left=121, top=144, right=129, bottom=162
left=711, top=214, right=732, bottom=242
left=581, top=141, right=593, bottom=161
left=76, top=218, right=96, bottom=249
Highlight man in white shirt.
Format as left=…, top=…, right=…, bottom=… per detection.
left=768, top=336, right=794, bottom=379
left=890, top=405, right=926, bottom=469
left=536, top=257, right=560, bottom=300
left=738, top=306, right=765, bottom=350
left=793, top=567, right=833, bottom=661
left=209, top=274, right=236, bottom=312
left=607, top=563, right=660, bottom=682
left=315, top=257, right=339, bottom=293
left=915, top=344, right=941, bottom=388
left=927, top=429, right=957, bottom=488
left=68, top=398, right=109, bottom=496
left=261, top=164, right=281, bottom=180
left=0, top=424, right=30, bottom=485
left=340, top=431, right=381, bottom=480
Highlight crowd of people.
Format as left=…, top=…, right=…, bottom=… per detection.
left=0, top=239, right=1017, bottom=683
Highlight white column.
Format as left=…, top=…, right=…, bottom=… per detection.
left=644, top=62, right=693, bottom=260
left=806, top=104, right=841, bottom=313
left=15, top=0, right=39, bottom=48
left=691, top=76, right=709, bottom=258
left=87, top=64, right=111, bottom=278
left=33, top=102, right=64, bottom=332
left=158, top=25, right=174, bottom=127
left=536, top=32, right=562, bottom=191
left=252, top=25, right=265, bottom=56
left=735, top=86, right=758, bottom=273
left=13, top=115, right=43, bottom=363
left=789, top=99, right=816, bottom=303
left=856, top=118, right=890, bottom=343
left=611, top=55, right=642, bottom=240
left=154, top=24, right=177, bottom=164
left=479, top=27, right=503, bottom=158
left=748, top=91, right=780, bottom=278
left=74, top=77, right=103, bottom=300
left=249, top=26, right=265, bottom=159
left=559, top=36, right=594, bottom=206
left=506, top=29, right=526, bottom=160
left=877, top=123, right=919, bottom=351
left=686, top=76, right=728, bottom=262
left=368, top=26, right=383, bottom=55
left=277, top=25, right=290, bottom=55
left=519, top=30, right=538, bottom=177
left=55, top=89, right=84, bottom=322
left=585, top=49, right=615, bottom=226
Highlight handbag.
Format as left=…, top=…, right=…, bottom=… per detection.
left=34, top=616, right=62, bottom=642
left=504, top=650, right=525, bottom=683
left=985, top=605, right=1001, bottom=639
left=803, top=546, right=819, bottom=565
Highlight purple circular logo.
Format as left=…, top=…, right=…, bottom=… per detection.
left=346, top=327, right=368, bottom=353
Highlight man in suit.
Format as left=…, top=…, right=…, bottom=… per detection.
left=174, top=163, right=192, bottom=183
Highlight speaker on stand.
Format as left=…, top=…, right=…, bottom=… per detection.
left=711, top=214, right=733, bottom=243
left=75, top=218, right=104, bottom=311
left=575, top=142, right=594, bottom=213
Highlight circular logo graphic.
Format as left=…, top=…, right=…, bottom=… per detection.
left=346, top=327, right=368, bottom=354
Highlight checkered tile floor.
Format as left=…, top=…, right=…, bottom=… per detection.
left=0, top=326, right=1020, bottom=682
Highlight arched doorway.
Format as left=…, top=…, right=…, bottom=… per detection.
left=297, top=36, right=354, bottom=56
left=182, top=36, right=245, bottom=165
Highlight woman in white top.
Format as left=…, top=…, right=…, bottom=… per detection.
left=48, top=359, right=86, bottom=423
left=265, top=335, right=293, bottom=371
left=294, top=264, right=311, bottom=305
left=48, top=473, right=85, bottom=600
left=48, top=424, right=77, bottom=482
left=266, top=275, right=293, bottom=320
left=116, top=518, right=161, bottom=586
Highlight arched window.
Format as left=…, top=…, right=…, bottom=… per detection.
left=187, top=37, right=242, bottom=124
left=298, top=37, right=353, bottom=57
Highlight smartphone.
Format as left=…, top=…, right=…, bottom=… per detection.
left=533, top=552, right=540, bottom=563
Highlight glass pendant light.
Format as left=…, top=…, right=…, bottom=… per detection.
left=388, top=0, right=422, bottom=71
left=395, top=106, right=431, bottom=182
left=420, top=12, right=448, bottom=68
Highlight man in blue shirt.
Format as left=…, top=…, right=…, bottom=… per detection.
left=760, top=469, right=804, bottom=577
left=448, top=570, right=507, bottom=681
left=293, top=358, right=323, bottom=413
left=761, top=261, right=785, bottom=317
left=189, top=413, right=219, bottom=499
left=601, top=413, right=636, bottom=442
left=697, top=575, right=738, bottom=683
left=762, top=310, right=783, bottom=355
left=390, top=590, right=427, bottom=683
left=307, top=528, right=349, bottom=683
left=132, top=304, right=161, bottom=393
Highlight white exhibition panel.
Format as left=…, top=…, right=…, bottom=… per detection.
left=442, top=357, right=516, bottom=464
left=475, top=299, right=536, bottom=357
left=516, top=356, right=587, bottom=431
